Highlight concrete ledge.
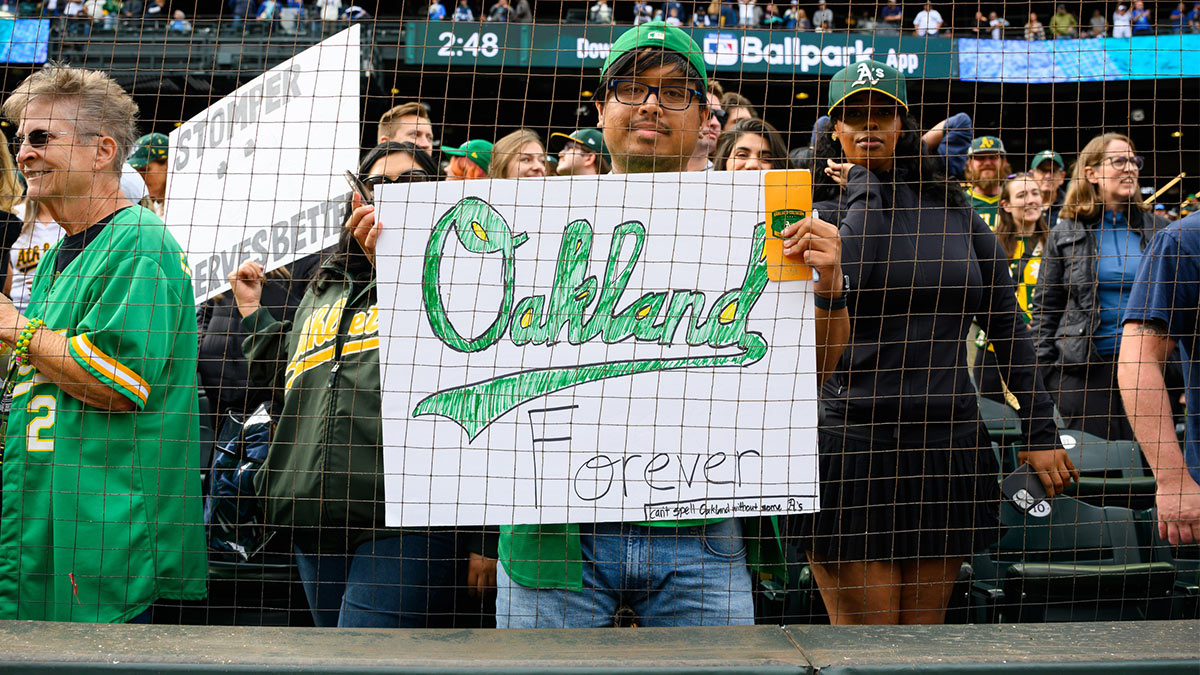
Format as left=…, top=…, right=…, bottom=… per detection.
left=788, top=622, right=1199, bottom=673
left=0, top=621, right=1195, bottom=673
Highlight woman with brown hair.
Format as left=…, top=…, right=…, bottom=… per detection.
left=713, top=118, right=789, bottom=171
left=974, top=173, right=1050, bottom=403
left=488, top=128, right=547, bottom=179
left=1033, top=132, right=1167, bottom=440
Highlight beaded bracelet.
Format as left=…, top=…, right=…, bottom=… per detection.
left=12, top=318, right=44, bottom=365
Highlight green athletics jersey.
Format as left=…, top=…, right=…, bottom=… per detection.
left=0, top=205, right=207, bottom=622
left=966, top=187, right=1002, bottom=230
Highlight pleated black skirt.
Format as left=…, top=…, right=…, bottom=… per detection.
left=793, top=423, right=1003, bottom=563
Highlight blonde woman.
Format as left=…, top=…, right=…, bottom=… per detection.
left=488, top=128, right=547, bottom=179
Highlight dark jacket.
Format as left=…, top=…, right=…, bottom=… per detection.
left=243, top=253, right=383, bottom=551
left=818, top=165, right=1060, bottom=451
left=1032, top=207, right=1166, bottom=371
left=197, top=253, right=319, bottom=423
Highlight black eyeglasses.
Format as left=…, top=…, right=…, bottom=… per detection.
left=1093, top=155, right=1144, bottom=171
left=11, top=129, right=99, bottom=153
left=710, top=108, right=729, bottom=126
left=607, top=80, right=704, bottom=111
left=363, top=169, right=431, bottom=188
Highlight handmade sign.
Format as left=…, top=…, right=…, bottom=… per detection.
left=375, top=170, right=820, bottom=527
left=166, top=25, right=360, bottom=303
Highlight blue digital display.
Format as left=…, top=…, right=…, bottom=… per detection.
left=0, top=19, right=50, bottom=64
left=958, top=35, right=1200, bottom=83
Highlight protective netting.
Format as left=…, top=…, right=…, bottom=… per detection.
left=0, top=3, right=1194, bottom=629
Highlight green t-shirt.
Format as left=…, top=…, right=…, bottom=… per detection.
left=0, top=206, right=207, bottom=622
left=499, top=518, right=785, bottom=590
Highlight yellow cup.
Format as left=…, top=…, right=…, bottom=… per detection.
left=763, top=169, right=813, bottom=282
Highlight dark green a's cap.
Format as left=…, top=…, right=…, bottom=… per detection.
left=600, top=21, right=708, bottom=90
left=128, top=132, right=169, bottom=169
left=969, top=135, right=1007, bottom=155
left=827, top=60, right=908, bottom=116
left=551, top=128, right=610, bottom=164
left=442, top=139, right=494, bottom=172
left=1031, top=149, right=1064, bottom=170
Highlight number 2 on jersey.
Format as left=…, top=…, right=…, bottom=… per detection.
left=26, top=395, right=55, bottom=452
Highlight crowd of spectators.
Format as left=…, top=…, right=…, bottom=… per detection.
left=416, top=0, right=1200, bottom=38
left=18, top=0, right=1200, bottom=39
left=0, top=17, right=1195, bottom=632
left=15, top=0, right=374, bottom=31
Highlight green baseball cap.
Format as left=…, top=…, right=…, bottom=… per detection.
left=128, top=132, right=168, bottom=169
left=550, top=128, right=611, bottom=165
left=969, top=135, right=1007, bottom=155
left=827, top=60, right=908, bottom=116
left=600, top=21, right=708, bottom=90
left=442, top=139, right=494, bottom=173
left=1031, top=149, right=1064, bottom=171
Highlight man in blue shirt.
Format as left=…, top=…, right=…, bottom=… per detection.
left=1119, top=214, right=1200, bottom=546
left=879, top=0, right=904, bottom=32
left=1170, top=2, right=1187, bottom=32
left=1131, top=0, right=1153, bottom=33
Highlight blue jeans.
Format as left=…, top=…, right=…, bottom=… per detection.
left=496, top=519, right=755, bottom=628
left=294, top=530, right=458, bottom=628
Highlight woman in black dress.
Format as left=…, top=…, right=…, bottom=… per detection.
left=794, top=61, right=1077, bottom=624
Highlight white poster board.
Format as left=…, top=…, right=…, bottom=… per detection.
left=375, top=171, right=820, bottom=527
left=166, top=25, right=361, bottom=303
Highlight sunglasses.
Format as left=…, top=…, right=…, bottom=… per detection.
left=11, top=129, right=99, bottom=154
left=362, top=169, right=431, bottom=188
left=710, top=108, right=729, bottom=126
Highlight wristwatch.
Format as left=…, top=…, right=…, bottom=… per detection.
left=813, top=274, right=850, bottom=311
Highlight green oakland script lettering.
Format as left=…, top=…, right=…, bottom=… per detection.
left=416, top=197, right=770, bottom=440
left=422, top=197, right=528, bottom=352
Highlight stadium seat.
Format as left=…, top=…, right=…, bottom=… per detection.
left=1057, top=430, right=1156, bottom=510
left=977, top=396, right=1023, bottom=446
left=1136, top=508, right=1200, bottom=620
left=969, top=496, right=1175, bottom=623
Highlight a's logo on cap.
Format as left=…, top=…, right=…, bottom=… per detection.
left=648, top=30, right=666, bottom=40
left=979, top=137, right=995, bottom=149
left=852, top=62, right=884, bottom=86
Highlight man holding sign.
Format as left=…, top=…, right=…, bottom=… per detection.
left=360, top=22, right=846, bottom=629
left=0, top=65, right=206, bottom=622
left=479, top=22, right=848, bottom=628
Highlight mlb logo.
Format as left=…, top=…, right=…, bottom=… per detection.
left=702, top=33, right=739, bottom=67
